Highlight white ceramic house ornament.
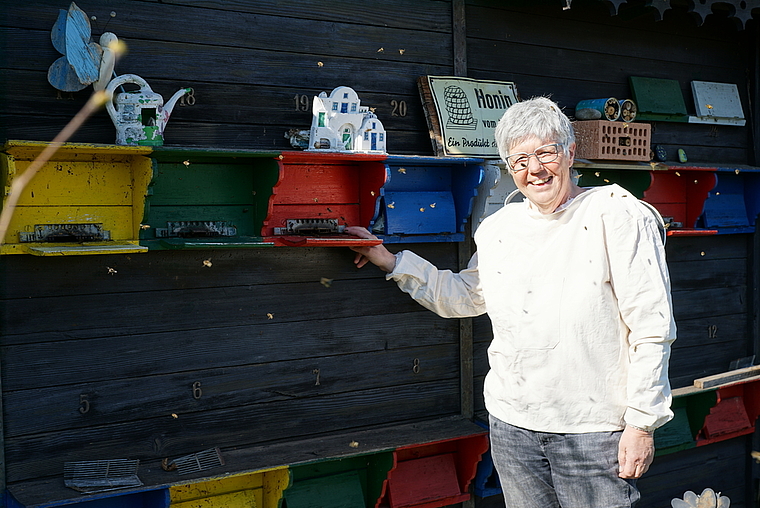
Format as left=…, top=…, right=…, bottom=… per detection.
left=308, top=86, right=387, bottom=152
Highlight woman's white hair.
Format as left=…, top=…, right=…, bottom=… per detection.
left=494, top=96, right=575, bottom=162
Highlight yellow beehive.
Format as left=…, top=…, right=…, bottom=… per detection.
left=1, top=141, right=153, bottom=255
left=170, top=467, right=290, bottom=508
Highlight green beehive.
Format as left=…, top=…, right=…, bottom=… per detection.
left=142, top=148, right=281, bottom=249
left=282, top=452, right=394, bottom=508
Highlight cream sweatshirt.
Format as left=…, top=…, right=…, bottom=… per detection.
left=388, top=184, right=675, bottom=433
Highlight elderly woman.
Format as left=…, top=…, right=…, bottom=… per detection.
left=347, top=96, right=675, bottom=508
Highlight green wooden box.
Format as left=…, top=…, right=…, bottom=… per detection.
left=141, top=148, right=281, bottom=249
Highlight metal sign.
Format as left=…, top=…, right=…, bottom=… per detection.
left=419, top=76, right=519, bottom=157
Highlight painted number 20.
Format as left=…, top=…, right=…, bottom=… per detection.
left=391, top=100, right=407, bottom=117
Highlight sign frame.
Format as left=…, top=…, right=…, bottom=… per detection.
left=418, top=76, right=520, bottom=157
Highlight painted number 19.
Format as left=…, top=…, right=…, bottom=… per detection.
left=294, top=94, right=310, bottom=112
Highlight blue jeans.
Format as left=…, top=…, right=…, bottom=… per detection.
left=489, top=415, right=640, bottom=508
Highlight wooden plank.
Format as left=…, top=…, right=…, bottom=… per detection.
left=0, top=277, right=431, bottom=341
left=173, top=489, right=263, bottom=508
left=0, top=114, right=437, bottom=157
left=670, top=314, right=752, bottom=351
left=3, top=28, right=450, bottom=93
left=3, top=380, right=462, bottom=483
left=6, top=416, right=483, bottom=508
left=170, top=471, right=264, bottom=502
left=752, top=25, right=760, bottom=166
left=32, top=0, right=451, bottom=34
left=754, top=217, right=760, bottom=377
left=1, top=312, right=457, bottom=389
left=149, top=163, right=262, bottom=206
left=653, top=406, right=696, bottom=455
left=671, top=286, right=746, bottom=320
left=2, top=5, right=453, bottom=68
left=0, top=244, right=458, bottom=299
left=665, top=233, right=749, bottom=262
left=2, top=344, right=460, bottom=436
left=645, top=122, right=748, bottom=150
left=667, top=258, right=747, bottom=291
left=693, top=365, right=760, bottom=389
left=4, top=205, right=137, bottom=243
left=467, top=39, right=745, bottom=96
left=466, top=2, right=744, bottom=66
left=0, top=70, right=431, bottom=137
left=11, top=160, right=134, bottom=206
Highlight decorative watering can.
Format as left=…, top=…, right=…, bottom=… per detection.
left=105, top=74, right=192, bottom=146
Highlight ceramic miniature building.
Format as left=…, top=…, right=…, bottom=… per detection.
left=308, top=86, right=387, bottom=152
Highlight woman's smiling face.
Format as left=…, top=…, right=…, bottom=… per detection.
left=508, top=137, right=578, bottom=214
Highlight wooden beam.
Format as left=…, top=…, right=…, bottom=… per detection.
left=452, top=0, right=467, bottom=76
left=750, top=22, right=760, bottom=165
left=0, top=360, right=5, bottom=508
left=693, top=365, right=760, bottom=389
left=753, top=216, right=760, bottom=368
left=453, top=0, right=471, bottom=425
left=459, top=224, right=474, bottom=420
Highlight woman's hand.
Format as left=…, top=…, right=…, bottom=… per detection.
left=345, top=226, right=397, bottom=272
left=618, top=425, right=655, bottom=479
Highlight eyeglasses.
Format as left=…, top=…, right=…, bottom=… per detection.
left=506, top=143, right=563, bottom=173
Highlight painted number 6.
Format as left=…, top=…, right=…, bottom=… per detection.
left=192, top=381, right=202, bottom=400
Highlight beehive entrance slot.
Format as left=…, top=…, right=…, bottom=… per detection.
left=274, top=218, right=346, bottom=236
left=19, top=224, right=111, bottom=243
left=155, top=221, right=238, bottom=238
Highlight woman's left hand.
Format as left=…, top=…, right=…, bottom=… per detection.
left=618, top=425, right=655, bottom=479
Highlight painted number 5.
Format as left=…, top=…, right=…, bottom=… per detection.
left=79, top=394, right=90, bottom=414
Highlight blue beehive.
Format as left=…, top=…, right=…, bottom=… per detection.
left=370, top=156, right=483, bottom=242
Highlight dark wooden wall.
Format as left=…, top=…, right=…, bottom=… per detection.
left=0, top=0, right=455, bottom=153
left=1, top=0, right=759, bottom=507
left=0, top=243, right=461, bottom=487
left=0, top=0, right=755, bottom=158
left=464, top=0, right=753, bottom=164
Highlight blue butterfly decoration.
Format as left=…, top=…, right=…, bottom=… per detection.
left=48, top=2, right=110, bottom=92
